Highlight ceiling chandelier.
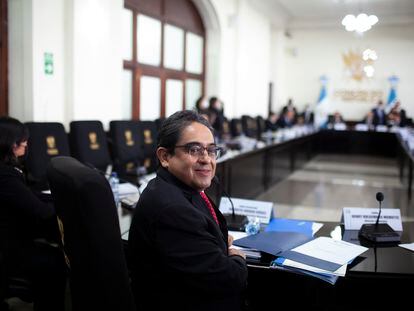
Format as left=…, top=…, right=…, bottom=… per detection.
left=341, top=13, right=378, bottom=34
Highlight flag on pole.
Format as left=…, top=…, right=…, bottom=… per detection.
left=386, top=75, right=399, bottom=113
left=314, top=75, right=329, bottom=128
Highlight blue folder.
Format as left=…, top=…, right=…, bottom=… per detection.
left=265, top=218, right=313, bottom=237
left=233, top=231, right=312, bottom=256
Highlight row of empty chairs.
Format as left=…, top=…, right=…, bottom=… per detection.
left=219, top=115, right=267, bottom=140
left=24, top=120, right=160, bottom=190
left=23, top=115, right=269, bottom=190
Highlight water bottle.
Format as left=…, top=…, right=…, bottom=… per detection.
left=245, top=217, right=261, bottom=235
left=109, top=172, right=120, bottom=207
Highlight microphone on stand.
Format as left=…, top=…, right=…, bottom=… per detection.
left=374, top=192, right=384, bottom=226
left=213, top=176, right=248, bottom=231
left=358, top=192, right=400, bottom=243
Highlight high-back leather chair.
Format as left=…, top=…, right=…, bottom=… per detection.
left=69, top=121, right=112, bottom=173
left=109, top=120, right=143, bottom=181
left=154, top=117, right=165, bottom=131
left=230, top=118, right=243, bottom=137
left=138, top=121, right=158, bottom=173
left=47, top=156, right=135, bottom=311
left=220, top=117, right=232, bottom=140
left=241, top=115, right=258, bottom=139
left=256, top=116, right=266, bottom=138
left=24, top=122, right=70, bottom=190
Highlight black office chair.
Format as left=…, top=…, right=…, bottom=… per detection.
left=46, top=156, right=135, bottom=311
left=241, top=115, right=258, bottom=139
left=220, top=117, right=232, bottom=140
left=256, top=116, right=266, bottom=138
left=24, top=122, right=70, bottom=191
left=230, top=118, right=243, bottom=137
left=69, top=121, right=112, bottom=173
left=154, top=117, right=165, bottom=131
left=109, top=120, right=144, bottom=182
left=138, top=121, right=158, bottom=174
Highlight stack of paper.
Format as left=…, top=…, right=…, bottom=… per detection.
left=272, top=237, right=368, bottom=285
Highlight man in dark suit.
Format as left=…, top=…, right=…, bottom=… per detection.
left=128, top=110, right=248, bottom=311
left=371, top=100, right=387, bottom=126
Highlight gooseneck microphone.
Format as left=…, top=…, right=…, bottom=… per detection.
left=212, top=176, right=235, bottom=217
left=213, top=176, right=248, bottom=231
left=358, top=192, right=400, bottom=243
left=374, top=192, right=384, bottom=226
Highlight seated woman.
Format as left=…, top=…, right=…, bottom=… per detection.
left=0, top=116, right=66, bottom=311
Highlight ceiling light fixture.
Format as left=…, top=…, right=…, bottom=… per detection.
left=341, top=13, right=378, bottom=34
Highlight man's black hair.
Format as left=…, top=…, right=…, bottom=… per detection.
left=157, top=110, right=214, bottom=154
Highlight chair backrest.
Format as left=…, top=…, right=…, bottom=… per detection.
left=69, top=121, right=112, bottom=172
left=230, top=118, right=243, bottom=137
left=154, top=117, right=165, bottom=131
left=46, top=156, right=135, bottom=311
left=256, top=116, right=266, bottom=136
left=109, top=120, right=143, bottom=176
left=138, top=120, right=158, bottom=173
left=241, top=115, right=258, bottom=138
left=24, top=122, right=70, bottom=190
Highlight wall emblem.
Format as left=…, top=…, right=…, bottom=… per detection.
left=124, top=130, right=134, bottom=146
left=342, top=49, right=377, bottom=81
left=46, top=136, right=59, bottom=155
left=88, top=132, right=100, bottom=150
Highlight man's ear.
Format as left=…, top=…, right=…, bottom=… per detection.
left=156, top=147, right=170, bottom=168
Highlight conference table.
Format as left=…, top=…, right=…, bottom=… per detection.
left=120, top=128, right=414, bottom=310
left=245, top=221, right=414, bottom=310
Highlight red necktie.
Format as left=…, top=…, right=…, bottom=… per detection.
left=199, top=192, right=219, bottom=225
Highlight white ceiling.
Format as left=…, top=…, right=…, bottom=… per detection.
left=249, top=0, right=414, bottom=29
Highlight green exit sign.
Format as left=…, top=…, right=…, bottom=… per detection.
left=44, top=52, right=54, bottom=75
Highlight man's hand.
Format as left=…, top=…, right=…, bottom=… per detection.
left=228, top=247, right=246, bottom=260
left=228, top=234, right=234, bottom=247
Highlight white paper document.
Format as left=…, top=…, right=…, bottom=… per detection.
left=279, top=237, right=368, bottom=278
left=399, top=243, right=414, bottom=252
left=119, top=182, right=140, bottom=197
left=290, top=236, right=368, bottom=266
left=312, top=222, right=324, bottom=236
left=229, top=230, right=247, bottom=241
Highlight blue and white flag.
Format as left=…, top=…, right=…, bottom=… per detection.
left=386, top=75, right=399, bottom=113
left=314, top=75, right=329, bottom=128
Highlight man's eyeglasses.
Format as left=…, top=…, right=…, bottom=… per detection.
left=174, top=143, right=222, bottom=159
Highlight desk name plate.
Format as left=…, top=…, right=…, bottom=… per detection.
left=342, top=207, right=402, bottom=231
left=219, top=197, right=273, bottom=224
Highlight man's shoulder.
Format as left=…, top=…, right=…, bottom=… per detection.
left=140, top=175, right=189, bottom=206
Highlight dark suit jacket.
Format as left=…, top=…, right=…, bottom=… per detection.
left=0, top=163, right=56, bottom=273
left=372, top=107, right=387, bottom=126
left=128, top=168, right=248, bottom=311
